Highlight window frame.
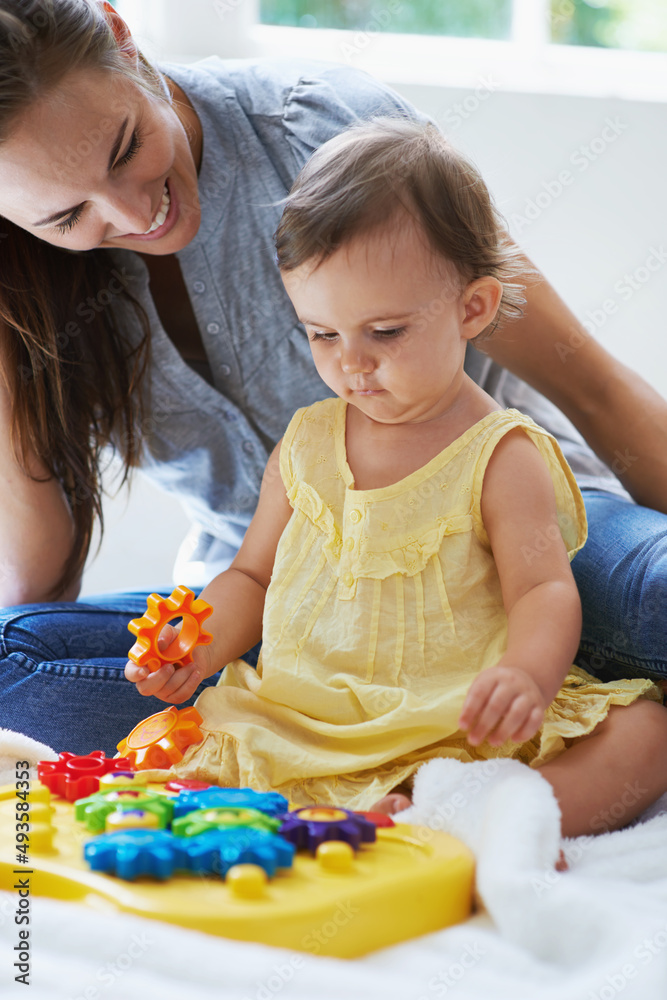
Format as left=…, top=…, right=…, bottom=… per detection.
left=120, top=0, right=667, bottom=103
left=250, top=0, right=667, bottom=103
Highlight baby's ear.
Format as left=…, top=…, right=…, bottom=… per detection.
left=461, top=277, right=503, bottom=340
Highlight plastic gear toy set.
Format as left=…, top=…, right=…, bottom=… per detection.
left=0, top=587, right=475, bottom=958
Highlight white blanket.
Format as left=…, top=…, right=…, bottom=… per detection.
left=2, top=729, right=667, bottom=1000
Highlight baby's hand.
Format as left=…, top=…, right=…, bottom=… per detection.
left=124, top=623, right=208, bottom=704
left=458, top=665, right=546, bottom=748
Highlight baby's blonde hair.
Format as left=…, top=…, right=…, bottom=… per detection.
left=275, top=116, right=527, bottom=341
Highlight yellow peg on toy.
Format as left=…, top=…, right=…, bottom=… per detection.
left=127, top=585, right=213, bottom=673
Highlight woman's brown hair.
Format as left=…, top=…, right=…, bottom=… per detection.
left=0, top=0, right=167, bottom=598
left=275, top=116, right=529, bottom=338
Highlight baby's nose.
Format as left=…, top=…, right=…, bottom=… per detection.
left=340, top=344, right=376, bottom=374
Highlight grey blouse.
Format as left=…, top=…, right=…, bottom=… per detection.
left=106, top=56, right=627, bottom=587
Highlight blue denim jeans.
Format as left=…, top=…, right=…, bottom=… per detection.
left=0, top=490, right=665, bottom=755
left=0, top=589, right=260, bottom=756
left=571, top=490, right=667, bottom=683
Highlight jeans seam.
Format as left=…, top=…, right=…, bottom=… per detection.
left=0, top=598, right=155, bottom=662
left=2, top=650, right=136, bottom=681
left=577, top=640, right=667, bottom=674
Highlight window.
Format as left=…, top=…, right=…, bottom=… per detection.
left=552, top=0, right=667, bottom=53
left=260, top=1, right=513, bottom=41
left=260, top=0, right=667, bottom=53
left=114, top=0, right=667, bottom=102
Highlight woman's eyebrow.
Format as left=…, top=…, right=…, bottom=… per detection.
left=32, top=117, right=130, bottom=227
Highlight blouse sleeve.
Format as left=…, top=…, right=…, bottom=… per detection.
left=280, top=64, right=432, bottom=170
left=227, top=57, right=433, bottom=185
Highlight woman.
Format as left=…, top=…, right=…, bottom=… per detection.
left=0, top=0, right=665, bottom=755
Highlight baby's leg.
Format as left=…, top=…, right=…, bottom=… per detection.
left=537, top=699, right=667, bottom=838
left=371, top=782, right=413, bottom=816
left=372, top=792, right=412, bottom=815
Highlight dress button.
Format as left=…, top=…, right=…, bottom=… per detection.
left=343, top=572, right=354, bottom=587
left=344, top=537, right=354, bottom=551
left=206, top=322, right=220, bottom=334
left=242, top=441, right=255, bottom=455
left=220, top=364, right=231, bottom=376
left=193, top=280, right=205, bottom=293
left=349, top=509, right=362, bottom=523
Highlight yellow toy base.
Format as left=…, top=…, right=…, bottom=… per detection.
left=0, top=782, right=474, bottom=958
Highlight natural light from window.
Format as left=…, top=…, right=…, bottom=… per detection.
left=260, top=0, right=667, bottom=53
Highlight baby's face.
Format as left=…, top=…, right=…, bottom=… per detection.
left=282, top=215, right=495, bottom=427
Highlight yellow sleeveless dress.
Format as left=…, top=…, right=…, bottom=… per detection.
left=167, top=399, right=661, bottom=809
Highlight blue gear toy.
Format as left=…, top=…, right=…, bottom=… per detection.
left=172, top=787, right=289, bottom=819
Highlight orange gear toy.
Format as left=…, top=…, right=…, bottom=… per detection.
left=127, top=585, right=213, bottom=673
left=116, top=706, right=205, bottom=770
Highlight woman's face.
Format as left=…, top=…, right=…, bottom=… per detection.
left=0, top=65, right=201, bottom=254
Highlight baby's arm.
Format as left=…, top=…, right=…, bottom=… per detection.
left=124, top=441, right=293, bottom=703
left=458, top=429, right=582, bottom=747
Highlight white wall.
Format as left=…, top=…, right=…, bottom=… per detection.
left=398, top=84, right=667, bottom=388
left=81, top=4, right=667, bottom=595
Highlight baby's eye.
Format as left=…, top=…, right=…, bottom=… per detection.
left=375, top=327, right=405, bottom=338
left=310, top=331, right=338, bottom=342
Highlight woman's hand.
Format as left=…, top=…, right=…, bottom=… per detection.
left=458, top=664, right=547, bottom=747
left=124, top=622, right=211, bottom=704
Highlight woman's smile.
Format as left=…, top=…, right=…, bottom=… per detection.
left=0, top=67, right=201, bottom=255
left=120, top=178, right=178, bottom=242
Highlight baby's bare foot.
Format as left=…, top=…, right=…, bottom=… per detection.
left=371, top=792, right=412, bottom=816
left=555, top=849, right=569, bottom=872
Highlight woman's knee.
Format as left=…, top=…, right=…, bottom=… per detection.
left=574, top=495, right=667, bottom=677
